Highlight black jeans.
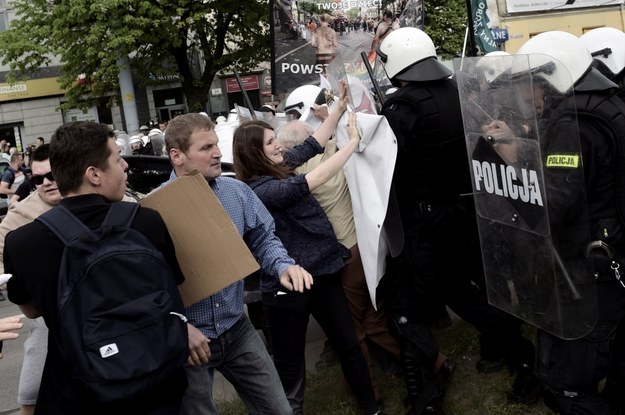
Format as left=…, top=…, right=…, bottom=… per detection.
left=263, top=274, right=378, bottom=415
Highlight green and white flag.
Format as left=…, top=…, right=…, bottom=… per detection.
left=471, top=0, right=497, bottom=53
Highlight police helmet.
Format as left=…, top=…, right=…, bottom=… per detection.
left=512, top=31, right=593, bottom=94
left=129, top=135, right=142, bottom=147
left=284, top=84, right=326, bottom=121
left=579, top=27, right=625, bottom=79
left=377, top=27, right=452, bottom=82
left=475, top=51, right=511, bottom=83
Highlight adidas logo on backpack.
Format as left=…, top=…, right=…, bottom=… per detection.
left=37, top=202, right=189, bottom=403
left=100, top=343, right=119, bottom=358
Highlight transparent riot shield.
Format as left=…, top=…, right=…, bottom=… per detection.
left=326, top=51, right=379, bottom=115
left=454, top=54, right=597, bottom=339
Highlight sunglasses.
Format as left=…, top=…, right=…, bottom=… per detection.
left=32, top=171, right=54, bottom=185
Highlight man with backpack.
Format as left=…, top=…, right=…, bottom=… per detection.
left=5, top=121, right=189, bottom=414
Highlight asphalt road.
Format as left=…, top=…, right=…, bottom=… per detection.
left=0, top=299, right=26, bottom=415
left=0, top=297, right=327, bottom=413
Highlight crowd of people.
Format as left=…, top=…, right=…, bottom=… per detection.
left=1, top=18, right=625, bottom=415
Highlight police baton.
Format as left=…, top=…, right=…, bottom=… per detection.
left=360, top=52, right=385, bottom=106
left=552, top=244, right=582, bottom=301
left=233, top=69, right=257, bottom=120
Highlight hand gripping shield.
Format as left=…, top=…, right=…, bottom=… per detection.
left=453, top=54, right=597, bottom=339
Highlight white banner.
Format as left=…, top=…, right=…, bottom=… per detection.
left=506, top=0, right=622, bottom=13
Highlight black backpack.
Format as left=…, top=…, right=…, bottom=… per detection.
left=37, top=202, right=189, bottom=402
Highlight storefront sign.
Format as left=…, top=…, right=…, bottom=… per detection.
left=0, top=78, right=64, bottom=102
left=225, top=75, right=260, bottom=93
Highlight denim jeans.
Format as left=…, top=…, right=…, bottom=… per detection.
left=180, top=315, right=291, bottom=415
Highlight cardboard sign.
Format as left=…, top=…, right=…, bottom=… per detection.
left=140, top=170, right=259, bottom=307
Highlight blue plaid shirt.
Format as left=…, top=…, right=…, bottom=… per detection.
left=161, top=172, right=294, bottom=338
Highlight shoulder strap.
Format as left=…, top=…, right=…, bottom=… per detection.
left=102, top=201, right=139, bottom=228
left=37, top=205, right=94, bottom=245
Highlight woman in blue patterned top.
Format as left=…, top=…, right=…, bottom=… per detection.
left=233, top=82, right=381, bottom=415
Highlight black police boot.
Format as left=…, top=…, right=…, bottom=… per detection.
left=404, top=391, right=445, bottom=415
left=438, top=358, right=456, bottom=387
left=476, top=357, right=506, bottom=374
left=507, top=363, right=543, bottom=405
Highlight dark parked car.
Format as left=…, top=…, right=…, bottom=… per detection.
left=124, top=155, right=235, bottom=198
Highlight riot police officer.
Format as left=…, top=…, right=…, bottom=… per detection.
left=377, top=27, right=537, bottom=414
left=487, top=30, right=625, bottom=414
left=580, top=27, right=625, bottom=103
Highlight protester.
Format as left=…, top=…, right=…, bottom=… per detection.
left=5, top=121, right=188, bottom=414
left=0, top=316, right=23, bottom=360
left=0, top=144, right=60, bottom=415
left=233, top=81, right=381, bottom=415
left=162, top=112, right=313, bottom=415
left=277, top=120, right=402, bottom=402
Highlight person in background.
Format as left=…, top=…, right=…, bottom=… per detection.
left=0, top=153, right=25, bottom=201
left=369, top=10, right=394, bottom=57
left=311, top=13, right=338, bottom=71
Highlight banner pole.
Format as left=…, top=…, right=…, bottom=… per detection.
left=465, top=0, right=478, bottom=56
left=233, top=69, right=258, bottom=121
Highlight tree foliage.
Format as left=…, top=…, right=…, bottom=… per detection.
left=0, top=0, right=270, bottom=112
left=423, top=0, right=467, bottom=58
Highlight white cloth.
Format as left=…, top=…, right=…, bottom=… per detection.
left=335, top=112, right=397, bottom=306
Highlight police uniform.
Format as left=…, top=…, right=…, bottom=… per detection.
left=536, top=69, right=625, bottom=415
left=378, top=28, right=536, bottom=414
left=505, top=31, right=625, bottom=415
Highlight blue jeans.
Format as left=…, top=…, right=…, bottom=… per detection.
left=180, top=315, right=291, bottom=415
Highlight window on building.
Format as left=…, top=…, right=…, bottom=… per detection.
left=582, top=26, right=604, bottom=34
left=0, top=12, right=7, bottom=32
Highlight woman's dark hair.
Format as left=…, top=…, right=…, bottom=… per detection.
left=50, top=122, right=113, bottom=195
left=233, top=120, right=293, bottom=181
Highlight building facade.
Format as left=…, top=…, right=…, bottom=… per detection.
left=0, top=0, right=271, bottom=148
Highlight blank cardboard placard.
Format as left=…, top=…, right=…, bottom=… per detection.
left=140, top=170, right=259, bottom=306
